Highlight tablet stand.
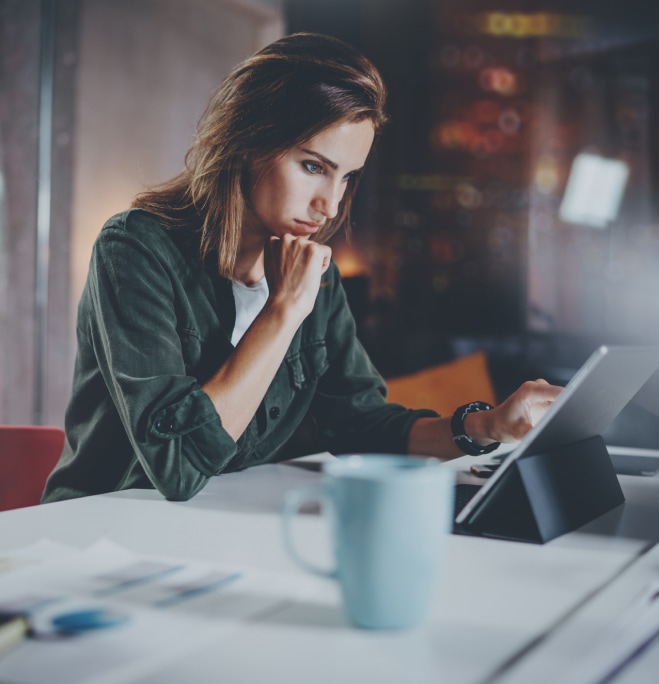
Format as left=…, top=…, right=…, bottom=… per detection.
left=459, top=435, right=625, bottom=543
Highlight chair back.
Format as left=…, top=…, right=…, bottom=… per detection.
left=0, top=425, right=65, bottom=511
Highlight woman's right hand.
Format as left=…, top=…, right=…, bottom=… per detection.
left=466, top=379, right=563, bottom=445
left=264, top=234, right=332, bottom=321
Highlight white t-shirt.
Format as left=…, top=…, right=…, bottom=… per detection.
left=230, top=277, right=269, bottom=346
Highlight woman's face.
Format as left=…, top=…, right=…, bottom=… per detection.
left=246, top=118, right=375, bottom=240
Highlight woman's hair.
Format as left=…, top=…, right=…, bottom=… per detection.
left=132, top=32, right=388, bottom=278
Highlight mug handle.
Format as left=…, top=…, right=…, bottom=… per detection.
left=282, top=484, right=336, bottom=579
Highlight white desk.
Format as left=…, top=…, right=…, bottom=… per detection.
left=0, top=457, right=657, bottom=684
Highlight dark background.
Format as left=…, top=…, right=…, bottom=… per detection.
left=285, top=0, right=659, bottom=446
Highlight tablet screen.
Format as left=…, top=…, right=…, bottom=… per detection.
left=455, top=345, right=659, bottom=525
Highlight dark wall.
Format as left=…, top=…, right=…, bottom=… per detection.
left=285, top=0, right=659, bottom=387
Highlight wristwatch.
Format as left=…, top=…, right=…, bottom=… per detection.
left=451, top=401, right=500, bottom=456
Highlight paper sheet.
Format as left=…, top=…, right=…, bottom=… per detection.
left=0, top=539, right=316, bottom=684
left=566, top=582, right=659, bottom=684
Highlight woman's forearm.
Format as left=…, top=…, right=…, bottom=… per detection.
left=201, top=299, right=303, bottom=441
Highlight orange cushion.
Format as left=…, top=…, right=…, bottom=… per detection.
left=385, top=350, right=497, bottom=417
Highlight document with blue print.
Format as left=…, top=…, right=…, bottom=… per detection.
left=0, top=538, right=316, bottom=684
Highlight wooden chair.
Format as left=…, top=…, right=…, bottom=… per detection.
left=0, top=425, right=65, bottom=511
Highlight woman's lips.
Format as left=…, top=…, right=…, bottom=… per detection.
left=294, top=219, right=322, bottom=232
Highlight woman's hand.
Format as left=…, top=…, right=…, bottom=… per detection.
left=407, top=379, right=564, bottom=460
left=264, top=234, right=332, bottom=321
left=202, top=234, right=331, bottom=441
left=465, top=379, right=563, bottom=446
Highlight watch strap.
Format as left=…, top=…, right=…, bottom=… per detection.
left=451, top=401, right=500, bottom=456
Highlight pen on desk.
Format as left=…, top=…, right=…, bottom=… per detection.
left=0, top=613, right=29, bottom=656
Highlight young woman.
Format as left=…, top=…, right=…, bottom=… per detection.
left=43, top=33, right=561, bottom=503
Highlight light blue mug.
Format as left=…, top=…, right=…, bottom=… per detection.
left=282, top=454, right=455, bottom=630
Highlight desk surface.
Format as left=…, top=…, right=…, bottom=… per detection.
left=0, top=456, right=657, bottom=684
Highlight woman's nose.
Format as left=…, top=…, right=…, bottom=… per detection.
left=314, top=180, right=344, bottom=220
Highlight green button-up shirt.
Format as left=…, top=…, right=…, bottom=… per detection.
left=42, top=209, right=436, bottom=502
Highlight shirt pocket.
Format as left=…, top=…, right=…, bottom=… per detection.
left=284, top=340, right=329, bottom=390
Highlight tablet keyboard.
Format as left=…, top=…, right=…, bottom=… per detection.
left=454, top=483, right=481, bottom=519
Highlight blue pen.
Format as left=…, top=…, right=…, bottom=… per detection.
left=50, top=608, right=130, bottom=634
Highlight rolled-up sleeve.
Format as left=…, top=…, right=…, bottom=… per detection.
left=85, top=224, right=237, bottom=500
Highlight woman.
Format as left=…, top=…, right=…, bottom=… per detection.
left=43, top=33, right=561, bottom=503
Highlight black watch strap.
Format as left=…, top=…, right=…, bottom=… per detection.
left=451, top=401, right=500, bottom=456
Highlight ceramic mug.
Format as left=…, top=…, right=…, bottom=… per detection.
left=282, top=454, right=455, bottom=629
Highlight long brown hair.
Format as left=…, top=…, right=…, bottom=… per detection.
left=131, top=32, right=388, bottom=278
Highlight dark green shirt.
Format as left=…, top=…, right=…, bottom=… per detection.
left=42, top=209, right=436, bottom=502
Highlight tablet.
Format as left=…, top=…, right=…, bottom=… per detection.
left=455, top=345, right=659, bottom=526
left=632, top=367, right=659, bottom=417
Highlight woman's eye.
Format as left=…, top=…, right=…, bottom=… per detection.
left=303, top=161, right=323, bottom=174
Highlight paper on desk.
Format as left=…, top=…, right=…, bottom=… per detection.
left=0, top=539, right=317, bottom=684
left=0, top=539, right=80, bottom=576
left=565, top=581, right=659, bottom=684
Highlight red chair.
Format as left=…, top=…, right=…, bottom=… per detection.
left=0, top=426, right=65, bottom=511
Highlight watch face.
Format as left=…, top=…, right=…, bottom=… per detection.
left=466, top=401, right=494, bottom=414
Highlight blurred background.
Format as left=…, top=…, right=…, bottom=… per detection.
left=2, top=0, right=659, bottom=445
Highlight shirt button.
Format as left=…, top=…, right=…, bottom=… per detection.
left=269, top=406, right=281, bottom=420
left=156, top=419, right=175, bottom=433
